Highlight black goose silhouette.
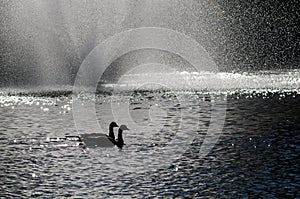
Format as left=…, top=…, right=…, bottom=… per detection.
left=47, top=122, right=129, bottom=148
left=80, top=122, right=120, bottom=147
left=115, top=125, right=130, bottom=149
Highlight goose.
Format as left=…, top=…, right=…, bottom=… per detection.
left=80, top=122, right=120, bottom=147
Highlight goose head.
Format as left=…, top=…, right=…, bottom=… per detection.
left=119, top=125, right=129, bottom=131
left=109, top=122, right=119, bottom=128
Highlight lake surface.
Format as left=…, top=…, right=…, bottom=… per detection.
left=0, top=71, right=299, bottom=198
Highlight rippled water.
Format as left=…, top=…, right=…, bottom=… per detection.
left=0, top=69, right=299, bottom=198
left=0, top=88, right=299, bottom=198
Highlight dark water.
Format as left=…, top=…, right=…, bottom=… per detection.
left=0, top=90, right=299, bottom=198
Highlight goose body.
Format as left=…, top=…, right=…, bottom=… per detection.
left=80, top=133, right=117, bottom=147
left=80, top=122, right=119, bottom=147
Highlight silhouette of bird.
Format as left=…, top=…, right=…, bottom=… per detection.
left=80, top=122, right=120, bottom=147
left=115, top=125, right=130, bottom=149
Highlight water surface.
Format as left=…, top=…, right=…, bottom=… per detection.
left=0, top=70, right=299, bottom=198
left=0, top=89, right=299, bottom=198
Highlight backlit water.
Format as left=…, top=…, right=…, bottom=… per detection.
left=0, top=83, right=299, bottom=198
left=0, top=71, right=300, bottom=198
